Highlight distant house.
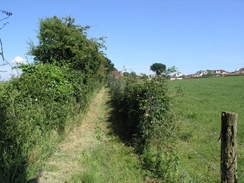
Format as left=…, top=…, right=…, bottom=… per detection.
left=211, top=70, right=229, bottom=76
left=194, top=70, right=208, bottom=77
left=228, top=68, right=244, bottom=76
left=170, top=72, right=183, bottom=80
left=238, top=68, right=244, bottom=73
left=111, top=71, right=123, bottom=79
left=175, top=72, right=183, bottom=78
left=182, top=74, right=194, bottom=79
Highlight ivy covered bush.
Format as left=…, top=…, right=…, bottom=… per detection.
left=109, top=75, right=179, bottom=181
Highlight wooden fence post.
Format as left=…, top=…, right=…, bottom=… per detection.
left=221, top=112, right=238, bottom=183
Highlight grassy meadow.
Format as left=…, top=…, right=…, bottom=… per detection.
left=169, top=76, right=244, bottom=182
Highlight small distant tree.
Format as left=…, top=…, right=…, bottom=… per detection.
left=150, top=63, right=177, bottom=78
left=150, top=63, right=166, bottom=75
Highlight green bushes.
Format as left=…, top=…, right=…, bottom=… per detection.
left=109, top=75, right=179, bottom=181
left=0, top=64, right=94, bottom=182
left=30, top=16, right=108, bottom=75
left=0, top=16, right=114, bottom=182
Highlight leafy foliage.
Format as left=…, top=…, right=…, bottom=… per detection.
left=150, top=63, right=166, bottom=75
left=108, top=75, right=180, bottom=181
left=30, top=16, right=114, bottom=76
left=0, top=65, right=72, bottom=181
left=0, top=16, right=114, bottom=182
left=150, top=63, right=177, bottom=79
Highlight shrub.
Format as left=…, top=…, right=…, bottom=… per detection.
left=0, top=15, right=114, bottom=182
left=0, top=64, right=90, bottom=182
left=109, top=76, right=179, bottom=181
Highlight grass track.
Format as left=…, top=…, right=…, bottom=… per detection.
left=37, top=88, right=145, bottom=183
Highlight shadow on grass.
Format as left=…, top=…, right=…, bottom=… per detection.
left=0, top=160, right=44, bottom=183
left=26, top=178, right=38, bottom=183
left=0, top=161, right=30, bottom=183
left=0, top=110, right=35, bottom=183
left=105, top=99, right=140, bottom=148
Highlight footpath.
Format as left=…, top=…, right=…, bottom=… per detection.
left=38, top=88, right=144, bottom=183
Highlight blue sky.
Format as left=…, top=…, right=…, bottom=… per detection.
left=0, top=0, right=244, bottom=79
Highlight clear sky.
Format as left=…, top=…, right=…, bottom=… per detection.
left=0, top=0, right=244, bottom=79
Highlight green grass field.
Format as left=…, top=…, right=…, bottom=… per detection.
left=169, top=76, right=244, bottom=182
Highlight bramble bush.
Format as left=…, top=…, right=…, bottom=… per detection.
left=108, top=75, right=180, bottom=181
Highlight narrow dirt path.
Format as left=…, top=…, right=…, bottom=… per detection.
left=38, top=88, right=108, bottom=183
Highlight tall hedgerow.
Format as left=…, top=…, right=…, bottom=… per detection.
left=0, top=16, right=115, bottom=182
left=0, top=64, right=75, bottom=182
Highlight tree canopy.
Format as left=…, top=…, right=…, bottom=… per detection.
left=150, top=63, right=166, bottom=75
left=30, top=16, right=115, bottom=75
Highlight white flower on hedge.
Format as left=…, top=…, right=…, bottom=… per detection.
left=11, top=56, right=27, bottom=64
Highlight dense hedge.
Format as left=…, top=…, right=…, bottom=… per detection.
left=108, top=75, right=179, bottom=181
left=0, top=16, right=114, bottom=183
left=0, top=64, right=98, bottom=182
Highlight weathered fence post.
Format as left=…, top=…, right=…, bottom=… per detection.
left=221, top=112, right=238, bottom=183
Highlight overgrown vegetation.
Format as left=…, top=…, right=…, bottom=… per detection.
left=2, top=13, right=241, bottom=183
left=108, top=74, right=180, bottom=182
left=0, top=16, right=114, bottom=183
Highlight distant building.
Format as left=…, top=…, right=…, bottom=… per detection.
left=175, top=72, right=183, bottom=78
left=238, top=68, right=244, bottom=73
left=194, top=70, right=208, bottom=77
left=228, top=68, right=244, bottom=76
left=111, top=71, right=123, bottom=79
left=211, top=69, right=229, bottom=76
left=178, top=67, right=244, bottom=79
left=182, top=74, right=194, bottom=79
left=170, top=72, right=183, bottom=80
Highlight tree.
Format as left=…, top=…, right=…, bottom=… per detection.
left=104, top=58, right=117, bottom=73
left=30, top=16, right=111, bottom=76
left=150, top=63, right=166, bottom=75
